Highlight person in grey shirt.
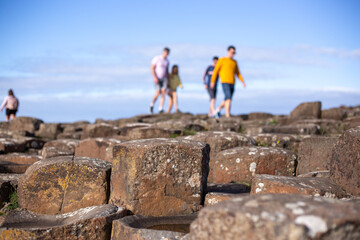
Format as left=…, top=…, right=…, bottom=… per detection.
left=149, top=47, right=170, bottom=114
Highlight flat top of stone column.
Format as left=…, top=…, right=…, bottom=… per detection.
left=22, top=156, right=112, bottom=178
left=202, top=194, right=360, bottom=220
left=1, top=205, right=123, bottom=229
left=115, top=138, right=208, bottom=149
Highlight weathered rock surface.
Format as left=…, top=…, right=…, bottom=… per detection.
left=81, top=123, right=120, bottom=140
left=43, top=139, right=79, bottom=152
left=205, top=117, right=243, bottom=132
left=296, top=136, right=337, bottom=176
left=0, top=138, right=26, bottom=154
left=330, top=127, right=360, bottom=196
left=289, top=101, right=322, bottom=122
left=322, top=107, right=347, bottom=121
left=248, top=112, right=273, bottom=120
left=34, top=123, right=61, bottom=139
left=0, top=153, right=41, bottom=173
left=190, top=194, right=360, bottom=240
left=111, top=214, right=196, bottom=240
left=110, top=138, right=210, bottom=216
left=262, top=123, right=320, bottom=135
left=0, top=174, right=19, bottom=208
left=180, top=131, right=255, bottom=159
left=9, top=117, right=43, bottom=136
left=74, top=138, right=123, bottom=163
left=18, top=156, right=112, bottom=214
left=205, top=192, right=246, bottom=207
left=41, top=139, right=79, bottom=160
left=341, top=116, right=360, bottom=130
left=297, top=170, right=330, bottom=178
left=252, top=133, right=301, bottom=152
left=41, top=147, right=73, bottom=160
left=119, top=123, right=153, bottom=136
left=0, top=205, right=127, bottom=240
left=209, top=146, right=297, bottom=184
left=251, top=174, right=347, bottom=198
left=123, top=126, right=180, bottom=140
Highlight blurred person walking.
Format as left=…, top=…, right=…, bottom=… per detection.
left=166, top=65, right=183, bottom=113
left=210, top=46, right=246, bottom=118
left=0, top=89, right=19, bottom=122
left=203, top=56, right=219, bottom=117
left=149, top=47, right=170, bottom=114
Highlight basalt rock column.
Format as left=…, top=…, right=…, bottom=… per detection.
left=110, top=138, right=210, bottom=216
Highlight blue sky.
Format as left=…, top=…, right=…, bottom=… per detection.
left=0, top=0, right=359, bottom=122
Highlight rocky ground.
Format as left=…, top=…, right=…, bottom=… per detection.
left=0, top=101, right=359, bottom=239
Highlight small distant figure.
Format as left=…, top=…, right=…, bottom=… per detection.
left=203, top=56, right=219, bottom=117
left=0, top=89, right=19, bottom=122
left=211, top=46, right=246, bottom=118
left=167, top=65, right=183, bottom=113
left=150, top=47, right=170, bottom=114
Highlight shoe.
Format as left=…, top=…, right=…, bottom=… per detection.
left=176, top=109, right=182, bottom=113
left=216, top=111, right=221, bottom=119
left=149, top=106, right=154, bottom=114
left=159, top=110, right=164, bottom=113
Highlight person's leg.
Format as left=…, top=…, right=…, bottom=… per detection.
left=5, top=115, right=9, bottom=122
left=210, top=98, right=216, bottom=116
left=166, top=90, right=173, bottom=113
left=173, top=91, right=178, bottom=111
left=151, top=90, right=160, bottom=105
left=10, top=114, right=15, bottom=121
left=224, top=84, right=234, bottom=118
left=225, top=99, right=231, bottom=117
left=159, top=88, right=166, bottom=112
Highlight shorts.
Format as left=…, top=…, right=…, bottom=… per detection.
left=222, top=83, right=235, bottom=100
left=155, top=77, right=168, bottom=90
left=6, top=109, right=17, bottom=117
left=207, top=87, right=217, bottom=99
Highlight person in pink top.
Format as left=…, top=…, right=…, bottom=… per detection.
left=0, top=89, right=19, bottom=122
left=149, top=47, right=170, bottom=114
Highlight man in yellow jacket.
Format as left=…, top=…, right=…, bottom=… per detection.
left=210, top=45, right=246, bottom=118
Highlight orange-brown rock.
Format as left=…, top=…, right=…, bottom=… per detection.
left=0, top=205, right=127, bottom=240
left=251, top=174, right=347, bottom=198
left=43, top=139, right=79, bottom=152
left=205, top=192, right=246, bottom=207
left=41, top=147, right=74, bottom=160
left=208, top=146, right=297, bottom=184
left=110, top=138, right=210, bottom=216
left=123, top=126, right=180, bottom=140
left=180, top=131, right=255, bottom=159
left=296, top=136, right=337, bottom=176
left=289, top=101, right=322, bottom=122
left=0, top=138, right=26, bottom=154
left=322, top=107, right=347, bottom=120
left=18, top=156, right=112, bottom=214
left=0, top=153, right=41, bottom=173
left=74, top=138, right=123, bottom=163
left=190, top=194, right=360, bottom=240
left=81, top=123, right=120, bottom=140
left=330, top=127, right=360, bottom=196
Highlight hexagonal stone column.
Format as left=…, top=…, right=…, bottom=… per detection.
left=190, top=194, right=360, bottom=240
left=18, top=156, right=112, bottom=214
left=110, top=138, right=210, bottom=216
left=0, top=205, right=126, bottom=240
left=330, top=127, right=360, bottom=196
left=209, top=146, right=297, bottom=184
